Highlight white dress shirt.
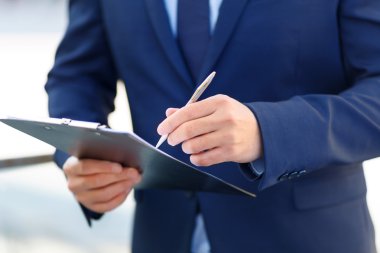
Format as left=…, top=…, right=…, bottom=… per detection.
left=164, top=0, right=223, bottom=36
left=162, top=1, right=223, bottom=252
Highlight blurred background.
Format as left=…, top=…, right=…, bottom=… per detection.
left=0, top=0, right=379, bottom=252
left=0, top=0, right=135, bottom=252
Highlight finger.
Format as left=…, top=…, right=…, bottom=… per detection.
left=167, top=114, right=221, bottom=146
left=157, top=96, right=220, bottom=135
left=68, top=168, right=141, bottom=192
left=166, top=108, right=179, bottom=117
left=122, top=167, right=142, bottom=183
left=64, top=159, right=123, bottom=176
left=190, top=147, right=230, bottom=167
left=77, top=179, right=137, bottom=205
left=181, top=130, right=230, bottom=154
left=88, top=191, right=129, bottom=213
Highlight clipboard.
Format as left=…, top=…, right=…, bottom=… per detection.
left=0, top=116, right=255, bottom=197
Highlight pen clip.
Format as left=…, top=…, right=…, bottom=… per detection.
left=187, top=71, right=216, bottom=104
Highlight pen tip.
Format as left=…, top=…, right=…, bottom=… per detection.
left=155, top=136, right=166, bottom=149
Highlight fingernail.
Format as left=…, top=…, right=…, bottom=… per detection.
left=112, top=164, right=122, bottom=173
left=157, top=124, right=165, bottom=135
left=126, top=168, right=136, bottom=177
left=167, top=138, right=176, bottom=146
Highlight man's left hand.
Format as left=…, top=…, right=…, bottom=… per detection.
left=157, top=95, right=262, bottom=166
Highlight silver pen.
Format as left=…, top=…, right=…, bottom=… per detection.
left=155, top=71, right=216, bottom=148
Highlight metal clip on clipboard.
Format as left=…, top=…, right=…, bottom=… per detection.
left=61, top=118, right=104, bottom=129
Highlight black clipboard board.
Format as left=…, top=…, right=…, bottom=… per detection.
left=1, top=116, right=255, bottom=197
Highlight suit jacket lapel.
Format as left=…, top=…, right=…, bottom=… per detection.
left=198, top=0, right=249, bottom=83
left=144, top=0, right=193, bottom=88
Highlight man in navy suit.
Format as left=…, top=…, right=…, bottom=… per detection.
left=46, top=0, right=380, bottom=252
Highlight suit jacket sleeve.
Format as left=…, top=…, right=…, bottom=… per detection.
left=45, top=0, right=117, bottom=225
left=245, top=0, right=380, bottom=190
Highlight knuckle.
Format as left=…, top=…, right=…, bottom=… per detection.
left=166, top=121, right=175, bottom=132
left=67, top=181, right=76, bottom=192
left=63, top=164, right=69, bottom=172
left=63, top=170, right=71, bottom=179
left=63, top=164, right=75, bottom=176
left=216, top=94, right=230, bottom=105
left=79, top=177, right=91, bottom=189
left=225, top=111, right=238, bottom=124
left=92, top=176, right=103, bottom=188
left=76, top=162, right=85, bottom=174
left=63, top=157, right=77, bottom=173
left=183, top=125, right=194, bottom=139
left=183, top=107, right=196, bottom=119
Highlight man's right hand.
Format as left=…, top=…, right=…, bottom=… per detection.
left=63, top=157, right=142, bottom=213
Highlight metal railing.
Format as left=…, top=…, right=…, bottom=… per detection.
left=0, top=154, right=53, bottom=169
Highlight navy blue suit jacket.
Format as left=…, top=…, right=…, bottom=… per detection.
left=46, top=0, right=380, bottom=252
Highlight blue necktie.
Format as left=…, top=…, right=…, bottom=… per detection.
left=178, top=0, right=210, bottom=81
